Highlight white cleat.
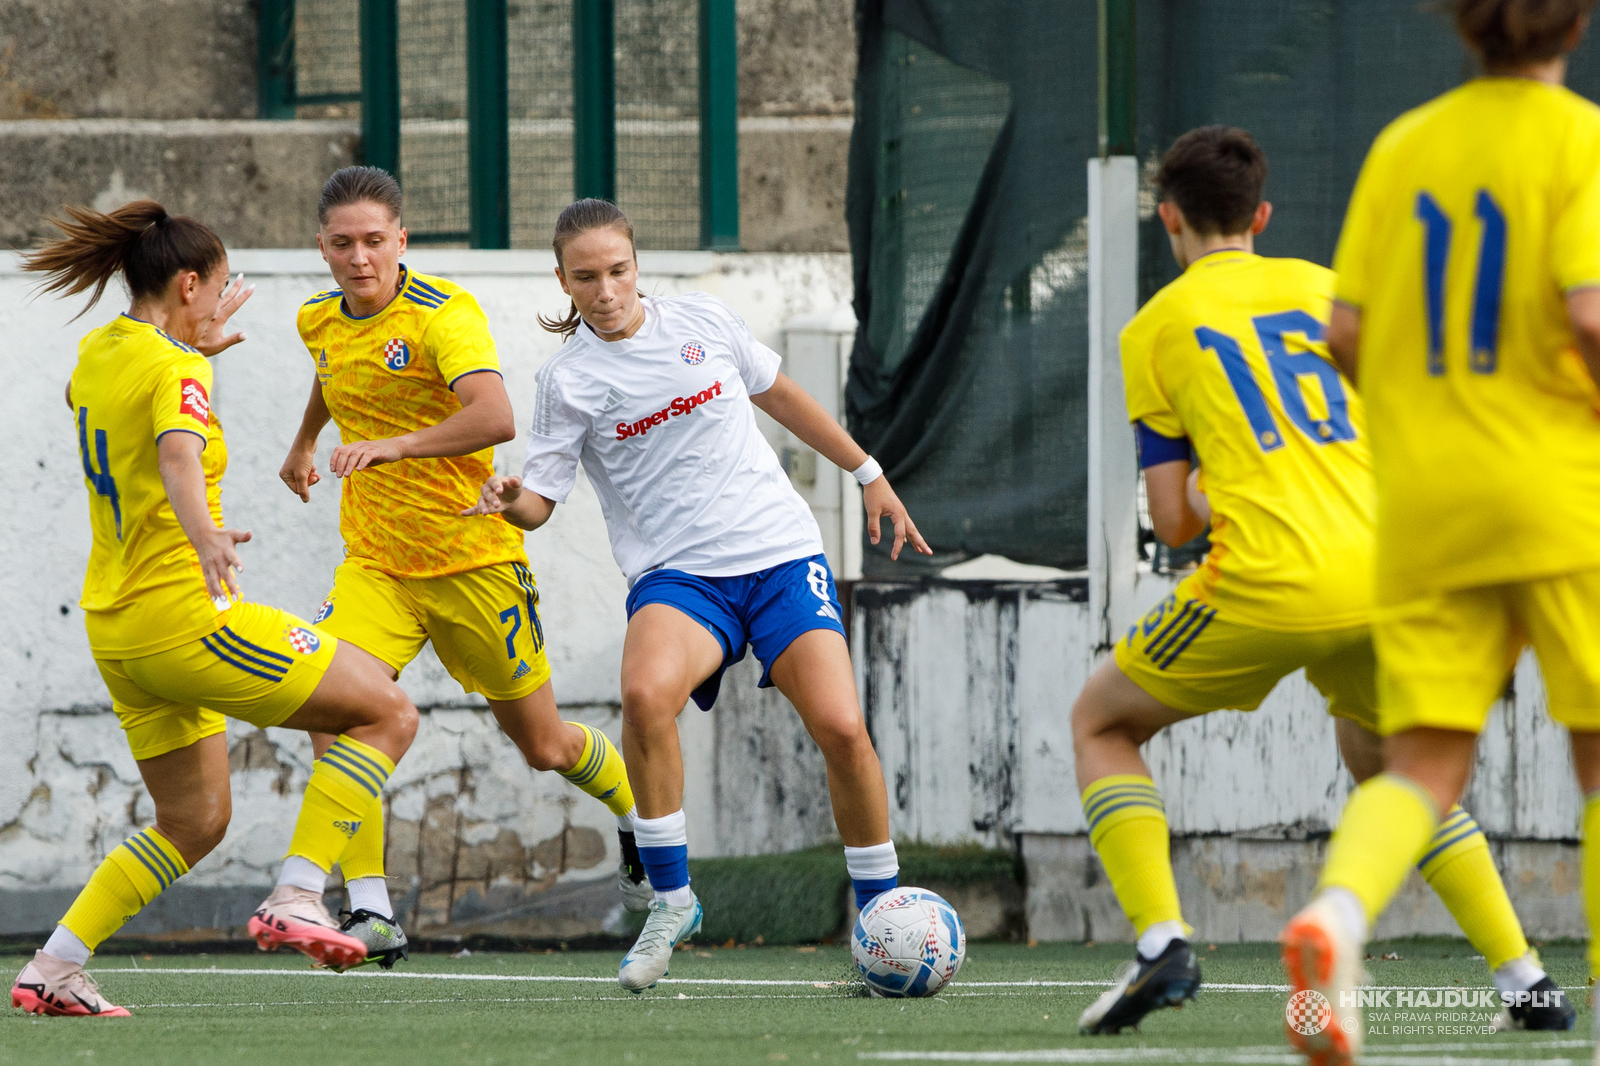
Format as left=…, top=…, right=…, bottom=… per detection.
left=618, top=860, right=653, bottom=914
left=618, top=893, right=703, bottom=993
left=1280, top=895, right=1364, bottom=1066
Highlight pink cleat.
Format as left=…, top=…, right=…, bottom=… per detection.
left=248, top=885, right=366, bottom=970
left=11, top=951, right=130, bottom=1017
left=1281, top=897, right=1363, bottom=1066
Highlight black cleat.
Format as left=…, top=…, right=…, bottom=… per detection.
left=1496, top=975, right=1576, bottom=1031
left=1078, top=939, right=1201, bottom=1034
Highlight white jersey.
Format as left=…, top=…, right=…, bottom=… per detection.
left=522, top=292, right=824, bottom=584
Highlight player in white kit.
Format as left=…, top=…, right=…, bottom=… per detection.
left=465, top=198, right=930, bottom=991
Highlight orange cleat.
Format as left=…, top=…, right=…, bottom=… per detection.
left=1281, top=897, right=1364, bottom=1066
left=248, top=885, right=366, bottom=970
left=11, top=951, right=130, bottom=1017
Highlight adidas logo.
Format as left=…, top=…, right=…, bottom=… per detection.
left=511, top=659, right=531, bottom=680
left=333, top=819, right=363, bottom=838
left=600, top=387, right=628, bottom=412
left=816, top=604, right=840, bottom=622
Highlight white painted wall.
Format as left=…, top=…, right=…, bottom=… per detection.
left=0, top=249, right=851, bottom=917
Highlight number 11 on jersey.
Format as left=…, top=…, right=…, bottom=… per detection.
left=1415, top=189, right=1507, bottom=376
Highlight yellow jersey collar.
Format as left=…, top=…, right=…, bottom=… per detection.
left=1185, top=248, right=1254, bottom=272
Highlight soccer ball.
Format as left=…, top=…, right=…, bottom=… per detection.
left=851, top=887, right=966, bottom=998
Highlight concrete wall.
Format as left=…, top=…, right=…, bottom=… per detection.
left=0, top=0, right=257, bottom=120
left=0, top=249, right=851, bottom=941
left=0, top=1, right=853, bottom=252
left=855, top=574, right=1591, bottom=943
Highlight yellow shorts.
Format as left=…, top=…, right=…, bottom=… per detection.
left=1375, top=567, right=1600, bottom=735
left=313, top=557, right=551, bottom=702
left=1115, top=578, right=1377, bottom=731
left=96, top=601, right=338, bottom=761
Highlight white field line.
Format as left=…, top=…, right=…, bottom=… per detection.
left=84, top=968, right=1594, bottom=995
left=858, top=1048, right=1590, bottom=1065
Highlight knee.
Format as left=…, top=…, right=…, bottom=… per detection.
left=156, top=803, right=230, bottom=865
left=811, top=711, right=872, bottom=759
left=1071, top=692, right=1142, bottom=750
left=522, top=735, right=573, bottom=774
left=620, top=671, right=686, bottom=729
left=384, top=686, right=419, bottom=746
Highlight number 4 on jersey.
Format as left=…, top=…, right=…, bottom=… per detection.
left=77, top=407, right=122, bottom=539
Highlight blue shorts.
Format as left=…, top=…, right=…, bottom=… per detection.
left=624, top=554, right=847, bottom=710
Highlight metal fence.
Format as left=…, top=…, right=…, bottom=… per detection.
left=258, top=0, right=738, bottom=249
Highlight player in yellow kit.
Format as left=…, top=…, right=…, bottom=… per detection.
left=278, top=167, right=644, bottom=967
left=1073, top=127, right=1563, bottom=1037
left=9, top=200, right=420, bottom=1018
left=1283, top=3, right=1600, bottom=1063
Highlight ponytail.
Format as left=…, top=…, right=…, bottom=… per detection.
left=22, top=200, right=227, bottom=318
left=540, top=198, right=639, bottom=338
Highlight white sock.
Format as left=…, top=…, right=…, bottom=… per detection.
left=1493, top=952, right=1547, bottom=996
left=632, top=809, right=687, bottom=848
left=1319, top=886, right=1369, bottom=945
left=276, top=855, right=330, bottom=894
left=843, top=841, right=899, bottom=881
left=1136, top=920, right=1186, bottom=960
left=346, top=876, right=393, bottom=919
left=43, top=925, right=92, bottom=967
left=656, top=885, right=694, bottom=906
left=616, top=806, right=636, bottom=833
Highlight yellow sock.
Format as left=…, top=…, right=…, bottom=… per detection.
left=1082, top=774, right=1186, bottom=936
left=1417, top=805, right=1528, bottom=970
left=337, top=793, right=387, bottom=882
left=1584, top=791, right=1600, bottom=981
left=287, top=735, right=395, bottom=872
left=558, top=723, right=635, bottom=817
left=59, top=827, right=189, bottom=951
left=1320, top=772, right=1438, bottom=922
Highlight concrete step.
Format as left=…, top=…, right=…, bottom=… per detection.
left=0, top=117, right=848, bottom=252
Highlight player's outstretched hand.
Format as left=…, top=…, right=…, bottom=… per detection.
left=196, top=526, right=251, bottom=601
left=461, top=475, right=523, bottom=516
left=329, top=438, right=406, bottom=477
left=864, top=477, right=931, bottom=561
left=279, top=448, right=321, bottom=502
left=196, top=273, right=255, bottom=358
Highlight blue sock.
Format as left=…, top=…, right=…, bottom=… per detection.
left=639, top=844, right=690, bottom=892
left=853, top=876, right=897, bottom=911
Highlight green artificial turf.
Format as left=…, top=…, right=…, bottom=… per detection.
left=1, top=938, right=1591, bottom=1066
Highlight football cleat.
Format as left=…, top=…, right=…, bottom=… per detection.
left=1281, top=896, right=1364, bottom=1066
left=1077, top=938, right=1200, bottom=1034
left=1492, top=974, right=1576, bottom=1031
left=618, top=830, right=652, bottom=913
left=247, top=885, right=366, bottom=970
left=618, top=893, right=702, bottom=993
left=331, top=909, right=410, bottom=972
left=11, top=950, right=129, bottom=1018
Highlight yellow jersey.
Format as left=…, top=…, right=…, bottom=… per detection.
left=70, top=314, right=229, bottom=658
left=1121, top=251, right=1374, bottom=632
left=297, top=267, right=525, bottom=578
left=1334, top=78, right=1600, bottom=603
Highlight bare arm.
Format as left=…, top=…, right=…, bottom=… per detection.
left=1568, top=288, right=1600, bottom=386
left=326, top=370, right=518, bottom=478
left=158, top=430, right=252, bottom=600
left=1328, top=301, right=1362, bottom=385
left=751, top=372, right=932, bottom=560
left=279, top=378, right=334, bottom=501
left=459, top=474, right=556, bottom=531
left=1143, top=459, right=1208, bottom=549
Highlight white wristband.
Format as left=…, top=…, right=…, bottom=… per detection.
left=851, top=456, right=883, bottom=486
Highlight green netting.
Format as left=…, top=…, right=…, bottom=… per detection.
left=849, top=0, right=1600, bottom=576
left=509, top=0, right=575, bottom=247
left=847, top=0, right=1097, bottom=574
left=399, top=0, right=470, bottom=242
left=293, top=0, right=362, bottom=112
left=615, top=0, right=700, bottom=250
